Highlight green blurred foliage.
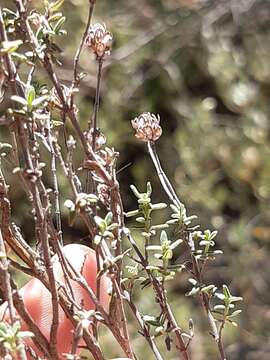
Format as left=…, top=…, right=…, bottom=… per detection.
left=1, top=0, right=270, bottom=359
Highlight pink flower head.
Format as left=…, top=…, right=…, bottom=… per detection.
left=131, top=112, right=162, bottom=143
left=86, top=23, right=112, bottom=59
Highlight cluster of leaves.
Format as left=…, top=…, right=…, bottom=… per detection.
left=2, top=0, right=66, bottom=63
left=124, top=182, right=242, bottom=343
left=0, top=321, right=33, bottom=356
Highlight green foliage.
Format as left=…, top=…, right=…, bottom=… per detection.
left=0, top=321, right=33, bottom=355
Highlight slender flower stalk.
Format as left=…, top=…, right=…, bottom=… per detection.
left=73, top=1, right=96, bottom=84
left=147, top=141, right=182, bottom=209
left=90, top=58, right=104, bottom=150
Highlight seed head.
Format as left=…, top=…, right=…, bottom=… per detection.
left=86, top=23, right=113, bottom=59
left=131, top=112, right=162, bottom=143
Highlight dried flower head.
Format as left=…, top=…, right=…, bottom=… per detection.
left=86, top=23, right=113, bottom=58
left=131, top=112, right=162, bottom=142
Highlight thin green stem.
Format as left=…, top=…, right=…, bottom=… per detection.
left=147, top=142, right=181, bottom=208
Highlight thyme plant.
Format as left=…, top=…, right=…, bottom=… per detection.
left=0, top=1, right=242, bottom=359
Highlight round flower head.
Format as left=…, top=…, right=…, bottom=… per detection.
left=131, top=112, right=162, bottom=143
left=86, top=23, right=113, bottom=59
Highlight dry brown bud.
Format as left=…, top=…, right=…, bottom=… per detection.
left=50, top=85, right=71, bottom=110
left=29, top=10, right=42, bottom=29
left=131, top=112, right=162, bottom=143
left=85, top=23, right=113, bottom=58
left=98, top=147, right=119, bottom=168
left=97, top=183, right=111, bottom=208
left=85, top=128, right=106, bottom=150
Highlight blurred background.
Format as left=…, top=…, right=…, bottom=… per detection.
left=1, top=0, right=270, bottom=359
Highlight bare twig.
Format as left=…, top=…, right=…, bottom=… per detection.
left=47, top=118, right=63, bottom=245
left=89, top=58, right=103, bottom=149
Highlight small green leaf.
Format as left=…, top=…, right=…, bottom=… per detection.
left=146, top=245, right=162, bottom=251
left=49, top=0, right=65, bottom=13
left=213, top=250, right=223, bottom=255
left=48, top=12, right=63, bottom=22
left=223, top=285, right=231, bottom=299
left=125, top=209, right=139, bottom=218
left=94, top=235, right=102, bottom=245
left=146, top=265, right=160, bottom=271
left=186, top=287, right=200, bottom=296
left=150, top=224, right=169, bottom=230
left=17, top=331, right=34, bottom=338
left=230, top=296, right=243, bottom=303
left=135, top=217, right=145, bottom=223
left=188, top=278, right=197, bottom=286
left=130, top=184, right=141, bottom=199
left=201, top=284, right=216, bottom=293
left=11, top=52, right=28, bottom=62
left=215, top=292, right=225, bottom=301
left=163, top=248, right=173, bottom=260
left=32, top=95, right=49, bottom=107
left=0, top=142, right=12, bottom=150
left=227, top=310, right=242, bottom=318
left=26, top=85, right=36, bottom=107
left=151, top=203, right=167, bottom=210
left=143, top=315, right=160, bottom=326
left=213, top=305, right=226, bottom=311
left=11, top=95, right=27, bottom=106
left=170, top=204, right=179, bottom=213
left=207, top=310, right=219, bottom=341
left=94, top=216, right=106, bottom=231
left=160, top=230, right=168, bottom=244
left=105, top=212, right=113, bottom=225
left=0, top=40, right=23, bottom=54
left=146, top=181, right=152, bottom=196
left=166, top=219, right=178, bottom=225
left=170, top=239, right=183, bottom=250
left=54, top=16, right=66, bottom=33
left=52, top=120, right=64, bottom=127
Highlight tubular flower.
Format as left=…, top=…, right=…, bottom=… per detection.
left=131, top=112, right=162, bottom=142
left=85, top=23, right=112, bottom=58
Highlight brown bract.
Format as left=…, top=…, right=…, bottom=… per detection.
left=50, top=85, right=71, bottom=110
left=131, top=112, right=162, bottom=143
left=85, top=128, right=107, bottom=150
left=85, top=23, right=112, bottom=59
